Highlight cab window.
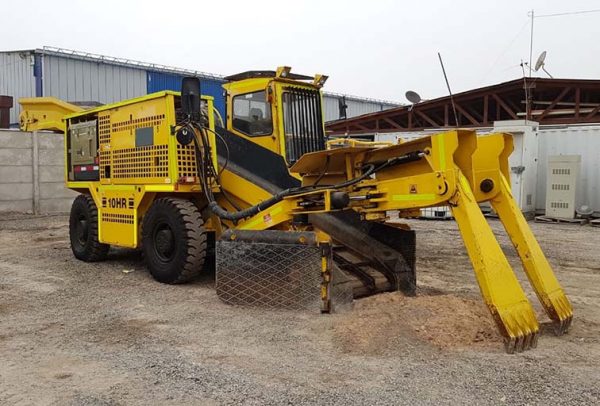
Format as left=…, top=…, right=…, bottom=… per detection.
left=232, top=91, right=273, bottom=136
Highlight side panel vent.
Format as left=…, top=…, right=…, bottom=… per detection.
left=112, top=145, right=169, bottom=181
left=177, top=144, right=198, bottom=178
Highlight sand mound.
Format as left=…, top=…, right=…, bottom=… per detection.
left=333, top=291, right=502, bottom=355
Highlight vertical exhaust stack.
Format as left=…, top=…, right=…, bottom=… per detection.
left=175, top=77, right=202, bottom=147
left=181, top=77, right=201, bottom=121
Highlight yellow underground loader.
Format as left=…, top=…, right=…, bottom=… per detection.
left=19, top=67, right=572, bottom=352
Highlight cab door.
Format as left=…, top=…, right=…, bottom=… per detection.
left=225, top=81, right=280, bottom=154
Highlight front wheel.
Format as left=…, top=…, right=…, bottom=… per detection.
left=142, top=198, right=207, bottom=284
left=69, top=194, right=109, bottom=262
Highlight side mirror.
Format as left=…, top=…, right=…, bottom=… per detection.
left=181, top=77, right=201, bottom=120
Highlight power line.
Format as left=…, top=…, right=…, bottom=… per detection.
left=479, top=18, right=530, bottom=83
left=526, top=7, right=600, bottom=77
left=536, top=9, right=600, bottom=18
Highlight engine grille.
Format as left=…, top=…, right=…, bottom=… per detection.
left=282, top=87, right=326, bottom=164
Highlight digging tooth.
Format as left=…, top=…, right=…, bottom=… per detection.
left=515, top=335, right=524, bottom=353
left=522, top=331, right=533, bottom=351
left=505, top=337, right=516, bottom=354
left=531, top=332, right=539, bottom=349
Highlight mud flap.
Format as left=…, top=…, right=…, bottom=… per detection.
left=216, top=230, right=353, bottom=312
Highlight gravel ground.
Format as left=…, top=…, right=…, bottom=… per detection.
left=1, top=213, right=599, bottom=405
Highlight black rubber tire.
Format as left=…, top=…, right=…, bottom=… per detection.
left=142, top=198, right=207, bottom=284
left=69, top=194, right=110, bottom=262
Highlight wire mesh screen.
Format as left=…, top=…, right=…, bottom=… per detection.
left=216, top=240, right=324, bottom=311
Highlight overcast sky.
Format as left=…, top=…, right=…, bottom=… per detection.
left=3, top=0, right=599, bottom=102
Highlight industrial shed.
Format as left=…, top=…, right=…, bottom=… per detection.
left=326, top=77, right=600, bottom=134
left=0, top=47, right=398, bottom=127
left=325, top=78, right=600, bottom=215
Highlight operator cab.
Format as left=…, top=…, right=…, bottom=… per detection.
left=223, top=67, right=328, bottom=165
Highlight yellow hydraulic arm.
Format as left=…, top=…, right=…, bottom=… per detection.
left=232, top=130, right=571, bottom=352
left=449, top=172, right=539, bottom=352
left=469, top=134, right=573, bottom=335
left=19, top=97, right=82, bottom=132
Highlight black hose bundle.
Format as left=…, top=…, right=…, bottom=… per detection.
left=181, top=116, right=423, bottom=224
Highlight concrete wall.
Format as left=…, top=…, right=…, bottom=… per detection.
left=0, top=129, right=76, bottom=213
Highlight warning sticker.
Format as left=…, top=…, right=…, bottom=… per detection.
left=409, top=184, right=418, bottom=194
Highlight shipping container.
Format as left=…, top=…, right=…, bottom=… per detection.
left=374, top=121, right=600, bottom=214
left=537, top=125, right=600, bottom=214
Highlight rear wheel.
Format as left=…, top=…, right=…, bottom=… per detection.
left=142, top=198, right=207, bottom=284
left=69, top=194, right=109, bottom=262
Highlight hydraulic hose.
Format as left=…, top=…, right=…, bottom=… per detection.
left=208, top=194, right=283, bottom=222
left=186, top=118, right=423, bottom=223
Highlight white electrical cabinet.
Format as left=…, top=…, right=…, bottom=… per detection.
left=545, top=155, right=581, bottom=219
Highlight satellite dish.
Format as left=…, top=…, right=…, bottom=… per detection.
left=534, top=51, right=553, bottom=78
left=534, top=51, right=547, bottom=72
left=405, top=90, right=422, bottom=104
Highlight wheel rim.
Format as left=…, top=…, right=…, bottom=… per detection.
left=152, top=222, right=175, bottom=262
left=75, top=215, right=88, bottom=245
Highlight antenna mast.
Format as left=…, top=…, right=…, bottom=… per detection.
left=437, top=52, right=459, bottom=127
left=528, top=9, right=535, bottom=77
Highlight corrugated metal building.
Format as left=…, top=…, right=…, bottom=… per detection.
left=0, top=47, right=224, bottom=124
left=146, top=71, right=227, bottom=121
left=322, top=92, right=398, bottom=122
left=0, top=51, right=36, bottom=124
left=0, top=47, right=398, bottom=126
left=43, top=53, right=146, bottom=105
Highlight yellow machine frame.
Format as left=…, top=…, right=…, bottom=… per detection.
left=59, top=91, right=217, bottom=248
left=19, top=67, right=572, bottom=353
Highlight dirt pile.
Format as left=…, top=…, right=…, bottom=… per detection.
left=333, top=291, right=502, bottom=354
